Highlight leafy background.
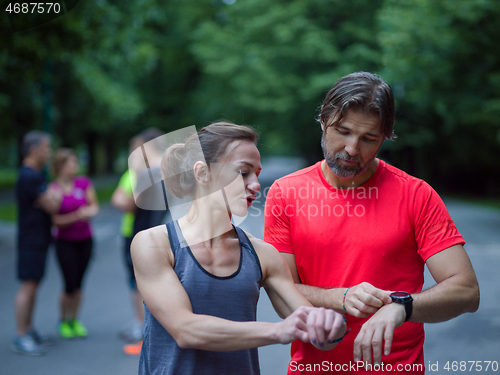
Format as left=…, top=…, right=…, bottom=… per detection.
left=1, top=0, right=499, bottom=196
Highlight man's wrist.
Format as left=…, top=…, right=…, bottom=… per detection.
left=342, top=287, right=353, bottom=313
left=390, top=291, right=413, bottom=322
left=329, top=288, right=348, bottom=313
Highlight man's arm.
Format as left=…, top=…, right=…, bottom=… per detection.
left=281, top=252, right=392, bottom=317
left=412, top=244, right=479, bottom=321
left=353, top=244, right=480, bottom=366
left=132, top=227, right=328, bottom=352
left=35, top=187, right=61, bottom=215
left=251, top=237, right=346, bottom=350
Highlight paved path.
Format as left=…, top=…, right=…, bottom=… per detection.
left=1, top=189, right=499, bottom=374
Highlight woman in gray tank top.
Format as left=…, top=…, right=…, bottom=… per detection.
left=131, top=122, right=347, bottom=375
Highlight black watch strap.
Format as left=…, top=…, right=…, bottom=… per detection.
left=390, top=292, right=413, bottom=322
left=403, top=300, right=412, bottom=322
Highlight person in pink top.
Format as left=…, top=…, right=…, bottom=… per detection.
left=48, top=148, right=99, bottom=339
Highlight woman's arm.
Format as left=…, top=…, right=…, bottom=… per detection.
left=52, top=180, right=99, bottom=227
left=131, top=227, right=317, bottom=352
left=79, top=184, right=99, bottom=218
left=248, top=235, right=347, bottom=350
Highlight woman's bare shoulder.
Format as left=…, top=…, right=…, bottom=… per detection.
left=131, top=224, right=173, bottom=266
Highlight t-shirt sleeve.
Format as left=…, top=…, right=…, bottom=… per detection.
left=412, top=181, right=465, bottom=261
left=75, top=175, right=92, bottom=191
left=18, top=170, right=47, bottom=203
left=264, top=181, right=294, bottom=254
left=118, top=170, right=134, bottom=196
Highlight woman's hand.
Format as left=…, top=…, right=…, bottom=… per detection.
left=276, top=306, right=346, bottom=350
left=76, top=205, right=98, bottom=220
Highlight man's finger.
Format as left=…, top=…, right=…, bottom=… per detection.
left=367, top=287, right=392, bottom=305
left=383, top=323, right=395, bottom=356
left=349, top=301, right=374, bottom=318
left=371, top=325, right=385, bottom=365
left=353, top=328, right=365, bottom=362
left=361, top=327, right=375, bottom=367
left=359, top=293, right=387, bottom=309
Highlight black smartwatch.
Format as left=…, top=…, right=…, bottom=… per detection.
left=390, top=291, right=413, bottom=322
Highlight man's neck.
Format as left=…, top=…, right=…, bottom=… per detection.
left=23, top=157, right=42, bottom=171
left=321, top=159, right=379, bottom=189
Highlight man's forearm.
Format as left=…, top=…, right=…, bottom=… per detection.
left=411, top=276, right=479, bottom=323
left=295, top=284, right=346, bottom=314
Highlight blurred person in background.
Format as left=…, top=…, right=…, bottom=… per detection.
left=11, top=130, right=60, bottom=356
left=111, top=128, right=167, bottom=355
left=48, top=148, right=99, bottom=339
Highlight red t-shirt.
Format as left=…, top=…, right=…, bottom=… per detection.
left=264, top=160, right=464, bottom=374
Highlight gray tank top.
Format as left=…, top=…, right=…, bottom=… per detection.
left=139, top=220, right=263, bottom=375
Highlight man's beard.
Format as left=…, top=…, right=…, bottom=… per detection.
left=321, top=133, right=373, bottom=179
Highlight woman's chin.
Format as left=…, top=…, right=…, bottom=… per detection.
left=229, top=204, right=248, bottom=218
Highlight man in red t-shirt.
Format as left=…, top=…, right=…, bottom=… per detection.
left=264, top=72, right=480, bottom=374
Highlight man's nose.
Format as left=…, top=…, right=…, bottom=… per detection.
left=345, top=138, right=360, bottom=156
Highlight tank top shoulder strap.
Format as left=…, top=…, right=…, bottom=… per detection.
left=165, top=220, right=188, bottom=257
left=233, top=226, right=263, bottom=282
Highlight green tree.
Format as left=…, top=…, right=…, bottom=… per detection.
left=379, top=0, right=500, bottom=193
left=189, top=0, right=384, bottom=158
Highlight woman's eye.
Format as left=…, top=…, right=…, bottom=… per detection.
left=238, top=170, right=248, bottom=177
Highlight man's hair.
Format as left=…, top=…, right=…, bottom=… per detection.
left=319, top=71, right=396, bottom=140
left=21, top=130, right=51, bottom=159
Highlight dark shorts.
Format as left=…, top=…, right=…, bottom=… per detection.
left=123, top=236, right=137, bottom=290
left=17, top=242, right=51, bottom=281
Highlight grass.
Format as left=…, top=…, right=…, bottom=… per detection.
left=0, top=202, right=16, bottom=222
left=95, top=184, right=116, bottom=203
left=0, top=168, right=17, bottom=190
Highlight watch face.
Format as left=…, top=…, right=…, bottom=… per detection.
left=392, top=291, right=409, bottom=298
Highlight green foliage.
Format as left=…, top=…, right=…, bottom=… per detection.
left=379, top=0, right=500, bottom=193
left=187, top=0, right=384, bottom=156
left=94, top=184, right=116, bottom=204
left=1, top=0, right=499, bottom=193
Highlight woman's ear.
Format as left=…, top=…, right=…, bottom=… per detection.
left=193, top=161, right=210, bottom=186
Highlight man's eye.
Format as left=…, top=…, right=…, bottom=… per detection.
left=336, top=129, right=349, bottom=135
